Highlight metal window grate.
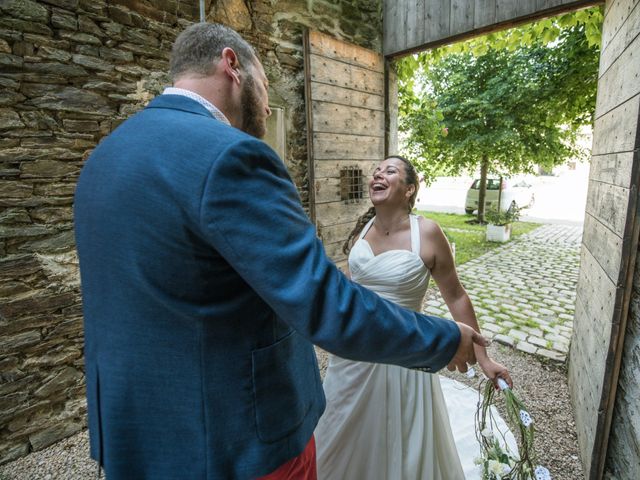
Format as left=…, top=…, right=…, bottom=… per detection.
left=340, top=167, right=363, bottom=202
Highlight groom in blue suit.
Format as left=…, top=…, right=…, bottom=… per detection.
left=74, top=22, right=486, bottom=479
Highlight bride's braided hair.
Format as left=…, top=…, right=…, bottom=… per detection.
left=342, top=155, right=420, bottom=255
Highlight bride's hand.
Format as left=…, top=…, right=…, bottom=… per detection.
left=478, top=357, right=513, bottom=389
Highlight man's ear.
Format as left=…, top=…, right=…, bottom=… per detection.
left=221, top=47, right=241, bottom=85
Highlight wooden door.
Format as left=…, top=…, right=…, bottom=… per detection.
left=303, top=30, right=386, bottom=268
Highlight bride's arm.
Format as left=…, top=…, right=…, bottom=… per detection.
left=418, top=217, right=513, bottom=388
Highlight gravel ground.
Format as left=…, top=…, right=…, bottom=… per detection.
left=1, top=343, right=582, bottom=480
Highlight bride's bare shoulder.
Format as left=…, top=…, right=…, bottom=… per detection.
left=416, top=215, right=444, bottom=238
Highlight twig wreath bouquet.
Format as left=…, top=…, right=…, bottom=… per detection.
left=475, top=377, right=552, bottom=480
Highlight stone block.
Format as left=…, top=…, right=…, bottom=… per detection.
left=29, top=420, right=83, bottom=451
left=33, top=182, right=76, bottom=197
left=0, top=208, right=31, bottom=225
left=1, top=330, right=42, bottom=352
left=0, top=17, right=53, bottom=36
left=46, top=317, right=83, bottom=338
left=72, top=53, right=113, bottom=71
left=536, top=348, right=565, bottom=362
left=0, top=280, right=30, bottom=298
left=34, top=366, right=83, bottom=398
left=552, top=342, right=569, bottom=353
left=424, top=306, right=443, bottom=316
left=0, top=440, right=29, bottom=465
left=521, top=326, right=544, bottom=337
left=58, top=31, right=102, bottom=45
left=0, top=291, right=76, bottom=318
left=493, top=334, right=515, bottom=347
left=98, top=46, right=133, bottom=63
left=515, top=341, right=537, bottom=354
left=23, top=61, right=89, bottom=77
left=528, top=336, right=548, bottom=348
left=25, top=86, right=114, bottom=116
left=481, top=322, right=502, bottom=333
left=17, top=229, right=76, bottom=253
left=78, top=15, right=104, bottom=37
left=0, top=52, right=23, bottom=70
left=41, top=0, right=80, bottom=9
left=122, top=27, right=160, bottom=47
left=20, top=160, right=80, bottom=178
left=30, top=207, right=73, bottom=223
left=62, top=119, right=100, bottom=132
left=51, top=11, right=78, bottom=31
left=0, top=254, right=42, bottom=279
left=0, top=108, right=25, bottom=130
left=1, top=0, right=50, bottom=23
left=509, top=329, right=528, bottom=341
left=0, top=181, right=33, bottom=198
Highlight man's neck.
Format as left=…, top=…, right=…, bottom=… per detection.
left=173, top=77, right=238, bottom=127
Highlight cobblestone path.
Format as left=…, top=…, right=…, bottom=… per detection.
left=422, top=224, right=583, bottom=362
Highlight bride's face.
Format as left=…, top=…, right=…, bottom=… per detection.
left=369, top=158, right=414, bottom=208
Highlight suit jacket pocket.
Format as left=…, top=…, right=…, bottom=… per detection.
left=251, top=331, right=316, bottom=443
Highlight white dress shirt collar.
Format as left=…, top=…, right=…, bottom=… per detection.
left=163, top=87, right=230, bottom=125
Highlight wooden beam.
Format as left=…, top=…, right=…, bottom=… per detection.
left=309, top=54, right=385, bottom=94
left=313, top=133, right=384, bottom=161
left=311, top=101, right=385, bottom=136
left=303, top=29, right=316, bottom=224
left=385, top=0, right=602, bottom=58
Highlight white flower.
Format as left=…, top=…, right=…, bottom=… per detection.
left=535, top=465, right=552, bottom=480
left=481, top=428, right=494, bottom=439
left=488, top=460, right=505, bottom=476
left=497, top=377, right=509, bottom=390
left=466, top=367, right=476, bottom=378
left=519, top=409, right=533, bottom=427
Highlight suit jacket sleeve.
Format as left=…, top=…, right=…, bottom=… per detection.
left=199, top=137, right=460, bottom=372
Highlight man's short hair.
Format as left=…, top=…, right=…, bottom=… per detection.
left=170, top=22, right=257, bottom=81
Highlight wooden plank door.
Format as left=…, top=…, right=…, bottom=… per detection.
left=303, top=30, right=386, bottom=268
left=569, top=1, right=640, bottom=478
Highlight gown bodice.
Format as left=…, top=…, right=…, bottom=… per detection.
left=349, top=214, right=430, bottom=311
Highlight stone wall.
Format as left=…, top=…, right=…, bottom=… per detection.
left=0, top=0, right=382, bottom=465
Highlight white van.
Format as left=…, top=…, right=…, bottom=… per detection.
left=464, top=178, right=535, bottom=214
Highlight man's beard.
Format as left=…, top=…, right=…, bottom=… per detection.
left=240, top=75, right=266, bottom=139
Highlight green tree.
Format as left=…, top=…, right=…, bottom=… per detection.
left=398, top=8, right=601, bottom=222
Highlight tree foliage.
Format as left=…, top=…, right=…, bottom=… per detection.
left=397, top=6, right=602, bottom=186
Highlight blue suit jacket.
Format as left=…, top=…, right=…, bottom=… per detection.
left=73, top=95, right=460, bottom=479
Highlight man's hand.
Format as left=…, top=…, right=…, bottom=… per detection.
left=447, top=322, right=489, bottom=373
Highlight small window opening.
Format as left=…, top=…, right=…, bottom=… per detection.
left=340, top=167, right=363, bottom=202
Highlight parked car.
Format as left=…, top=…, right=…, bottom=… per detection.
left=464, top=178, right=535, bottom=215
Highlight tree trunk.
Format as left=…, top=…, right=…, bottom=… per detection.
left=477, top=155, right=489, bottom=224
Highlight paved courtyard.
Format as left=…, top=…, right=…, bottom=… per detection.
left=422, top=224, right=583, bottom=362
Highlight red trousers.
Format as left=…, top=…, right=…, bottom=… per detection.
left=257, top=435, right=316, bottom=480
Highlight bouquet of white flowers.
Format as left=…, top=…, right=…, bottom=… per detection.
left=475, top=377, right=551, bottom=480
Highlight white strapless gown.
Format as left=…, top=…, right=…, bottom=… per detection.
left=315, top=215, right=515, bottom=479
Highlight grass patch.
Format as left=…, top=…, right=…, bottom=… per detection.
left=417, top=210, right=541, bottom=265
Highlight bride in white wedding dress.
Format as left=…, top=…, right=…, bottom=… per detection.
left=314, top=156, right=513, bottom=479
